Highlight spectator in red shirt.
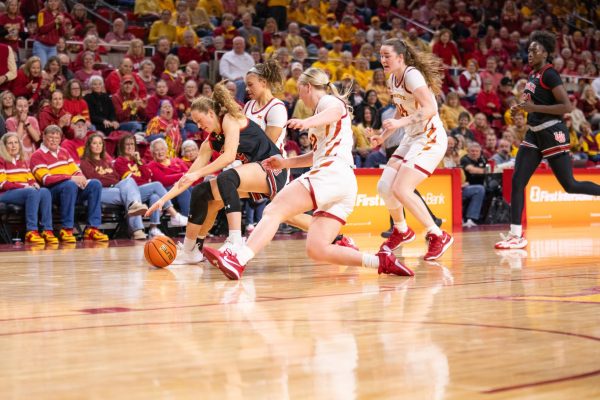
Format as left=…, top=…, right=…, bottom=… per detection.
left=174, top=79, right=200, bottom=139
left=488, top=38, right=510, bottom=70
left=175, top=30, right=211, bottom=66
left=105, top=58, right=147, bottom=98
left=213, top=13, right=239, bottom=50
left=432, top=29, right=462, bottom=66
left=147, top=138, right=192, bottom=216
left=459, top=59, right=482, bottom=104
left=38, top=90, right=72, bottom=136
left=0, top=0, right=25, bottom=54
left=161, top=54, right=186, bottom=98
left=471, top=112, right=490, bottom=147
left=476, top=78, right=502, bottom=125
left=146, top=80, right=174, bottom=119
left=500, top=0, right=521, bottom=33
left=63, top=79, right=90, bottom=126
left=151, top=37, right=172, bottom=78
left=479, top=56, right=503, bottom=91
left=112, top=75, right=147, bottom=133
left=11, top=56, right=43, bottom=105
left=32, top=0, right=66, bottom=67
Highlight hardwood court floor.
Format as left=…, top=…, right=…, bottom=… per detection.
left=0, top=226, right=599, bottom=399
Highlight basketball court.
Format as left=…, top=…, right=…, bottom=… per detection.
left=0, top=226, right=599, bottom=399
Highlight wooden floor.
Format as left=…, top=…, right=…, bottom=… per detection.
left=0, top=226, right=599, bottom=399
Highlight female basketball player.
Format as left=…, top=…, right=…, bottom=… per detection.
left=370, top=38, right=452, bottom=261
left=495, top=31, right=600, bottom=249
left=244, top=59, right=357, bottom=249
left=203, top=68, right=413, bottom=280
left=145, top=82, right=289, bottom=264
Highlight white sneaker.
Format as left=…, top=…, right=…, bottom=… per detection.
left=170, top=213, right=188, bottom=227
left=172, top=242, right=205, bottom=264
left=148, top=227, right=166, bottom=238
left=495, top=232, right=528, bottom=249
left=462, top=219, right=477, bottom=228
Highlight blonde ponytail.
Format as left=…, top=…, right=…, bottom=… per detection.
left=299, top=67, right=352, bottom=112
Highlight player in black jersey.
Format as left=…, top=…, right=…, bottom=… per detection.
left=146, top=82, right=288, bottom=264
left=495, top=31, right=600, bottom=250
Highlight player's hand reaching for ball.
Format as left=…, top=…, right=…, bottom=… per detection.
left=145, top=199, right=164, bottom=217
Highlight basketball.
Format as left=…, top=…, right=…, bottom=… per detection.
left=144, top=237, right=177, bottom=268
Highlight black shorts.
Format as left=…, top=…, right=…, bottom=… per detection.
left=249, top=162, right=288, bottom=201
left=521, top=122, right=570, bottom=159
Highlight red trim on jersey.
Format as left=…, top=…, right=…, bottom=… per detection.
left=266, top=169, right=278, bottom=198
left=250, top=97, right=276, bottom=115
left=325, top=118, right=343, bottom=147
left=313, top=211, right=346, bottom=225
left=391, top=155, right=404, bottom=160
left=413, top=164, right=432, bottom=176
left=403, top=67, right=416, bottom=94
left=324, top=138, right=342, bottom=156
left=305, top=177, right=318, bottom=209
left=520, top=141, right=538, bottom=149
left=537, top=64, right=553, bottom=90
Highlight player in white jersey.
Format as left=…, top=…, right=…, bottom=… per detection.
left=243, top=60, right=358, bottom=250
left=204, top=68, right=413, bottom=280
left=371, top=38, right=453, bottom=261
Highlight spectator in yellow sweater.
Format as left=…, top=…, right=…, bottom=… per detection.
left=149, top=10, right=177, bottom=44
left=353, top=57, right=373, bottom=90
left=198, top=0, right=223, bottom=18
left=285, top=22, right=306, bottom=51
left=337, top=15, right=357, bottom=45
left=319, top=14, right=338, bottom=45
left=311, top=47, right=335, bottom=78
left=334, top=51, right=356, bottom=82
left=306, top=0, right=326, bottom=26
left=134, top=0, right=160, bottom=18
left=328, top=38, right=344, bottom=68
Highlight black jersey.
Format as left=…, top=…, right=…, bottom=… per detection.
left=208, top=117, right=281, bottom=163
left=522, top=64, right=563, bottom=126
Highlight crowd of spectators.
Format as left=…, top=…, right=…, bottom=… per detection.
left=0, top=0, right=599, bottom=242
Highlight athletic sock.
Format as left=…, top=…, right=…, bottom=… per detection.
left=427, top=225, right=443, bottom=236
left=394, top=220, right=408, bottom=233
left=229, top=230, right=242, bottom=245
left=510, top=224, right=522, bottom=237
left=362, top=253, right=379, bottom=269
left=236, top=245, right=255, bottom=266
left=183, top=237, right=196, bottom=252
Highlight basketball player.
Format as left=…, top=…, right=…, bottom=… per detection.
left=495, top=31, right=600, bottom=249
left=244, top=59, right=357, bottom=249
left=370, top=38, right=453, bottom=261
left=146, top=82, right=289, bottom=264
left=203, top=68, right=414, bottom=280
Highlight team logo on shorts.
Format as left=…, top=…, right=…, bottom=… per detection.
left=553, top=131, right=566, bottom=143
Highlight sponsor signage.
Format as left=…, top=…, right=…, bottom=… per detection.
left=342, top=169, right=462, bottom=234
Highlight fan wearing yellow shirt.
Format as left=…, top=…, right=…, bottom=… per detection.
left=353, top=57, right=373, bottom=90
left=134, top=0, right=160, bottom=18
left=365, top=68, right=391, bottom=106
left=283, top=62, right=304, bottom=103
left=198, top=0, right=223, bottom=18
left=335, top=51, right=356, bottom=82
left=337, top=15, right=357, bottom=45
left=287, top=0, right=310, bottom=26
left=306, top=0, right=326, bottom=26
left=319, top=14, right=339, bottom=45
left=264, top=32, right=285, bottom=59
left=158, top=0, right=175, bottom=12
left=328, top=38, right=344, bottom=68
left=311, top=47, right=336, bottom=78
left=285, top=22, right=306, bottom=51
left=149, top=10, right=177, bottom=44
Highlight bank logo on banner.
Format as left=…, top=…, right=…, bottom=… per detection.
left=529, top=186, right=600, bottom=202
left=355, top=192, right=446, bottom=207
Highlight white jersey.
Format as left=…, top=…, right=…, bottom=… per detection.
left=388, top=67, right=446, bottom=138
left=243, top=98, right=287, bottom=155
left=308, top=95, right=354, bottom=167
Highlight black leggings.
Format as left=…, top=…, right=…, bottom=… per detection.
left=511, top=147, right=600, bottom=225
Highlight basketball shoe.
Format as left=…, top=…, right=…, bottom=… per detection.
left=333, top=235, right=359, bottom=251
left=424, top=231, right=453, bottom=261
left=376, top=246, right=414, bottom=276
left=495, top=232, right=528, bottom=249
left=172, top=242, right=205, bottom=265
left=203, top=247, right=245, bottom=280
left=381, top=226, right=416, bottom=251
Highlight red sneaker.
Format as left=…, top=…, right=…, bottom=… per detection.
left=203, top=247, right=246, bottom=280
left=334, top=235, right=359, bottom=251
left=382, top=226, right=415, bottom=251
left=377, top=247, right=414, bottom=276
left=424, top=231, right=453, bottom=261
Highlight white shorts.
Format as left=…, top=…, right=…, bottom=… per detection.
left=298, top=160, right=357, bottom=224
left=391, top=129, right=447, bottom=176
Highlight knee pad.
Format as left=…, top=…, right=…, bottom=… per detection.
left=377, top=167, right=401, bottom=209
left=217, top=169, right=241, bottom=214
left=188, top=181, right=214, bottom=225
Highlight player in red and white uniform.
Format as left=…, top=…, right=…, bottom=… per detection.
left=243, top=59, right=358, bottom=250
left=371, top=38, right=453, bottom=261
left=204, top=68, right=413, bottom=280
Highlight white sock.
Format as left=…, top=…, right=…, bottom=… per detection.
left=510, top=224, right=522, bottom=237
left=394, top=220, right=408, bottom=233
left=183, top=237, right=196, bottom=252
left=236, top=245, right=255, bottom=265
left=427, top=225, right=442, bottom=236
left=362, top=253, right=379, bottom=269
left=229, top=230, right=242, bottom=245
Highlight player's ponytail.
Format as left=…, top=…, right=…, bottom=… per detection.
left=247, top=58, right=284, bottom=93
left=190, top=81, right=244, bottom=119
